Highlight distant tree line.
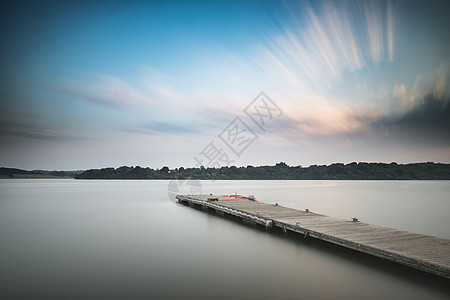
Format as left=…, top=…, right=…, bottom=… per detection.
left=0, top=167, right=82, bottom=178
left=74, top=162, right=450, bottom=180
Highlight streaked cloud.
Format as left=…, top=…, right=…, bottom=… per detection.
left=0, top=122, right=94, bottom=142
left=2, top=0, right=449, bottom=169
left=322, top=1, right=364, bottom=70
left=254, top=0, right=397, bottom=93
left=60, top=76, right=152, bottom=109
left=248, top=0, right=450, bottom=148
left=372, top=94, right=450, bottom=145
left=50, top=0, right=447, bottom=145
left=386, top=0, right=395, bottom=61
left=57, top=65, right=197, bottom=113
left=270, top=98, right=380, bottom=139
left=364, top=0, right=384, bottom=64
left=122, top=120, right=213, bottom=136
left=394, top=60, right=450, bottom=111
left=393, top=83, right=410, bottom=108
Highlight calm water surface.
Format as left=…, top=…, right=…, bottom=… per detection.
left=1, top=179, right=449, bottom=299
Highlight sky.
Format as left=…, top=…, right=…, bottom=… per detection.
left=1, top=0, right=449, bottom=170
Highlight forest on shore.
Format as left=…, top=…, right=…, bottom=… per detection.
left=3, top=162, right=450, bottom=180
left=0, top=167, right=82, bottom=178
left=73, top=162, right=450, bottom=180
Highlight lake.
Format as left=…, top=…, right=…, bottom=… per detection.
left=1, top=179, right=449, bottom=299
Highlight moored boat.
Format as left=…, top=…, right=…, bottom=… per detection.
left=219, top=194, right=258, bottom=202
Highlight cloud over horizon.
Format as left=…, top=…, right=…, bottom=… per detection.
left=1, top=0, right=450, bottom=169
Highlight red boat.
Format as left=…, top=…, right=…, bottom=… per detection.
left=219, top=194, right=258, bottom=202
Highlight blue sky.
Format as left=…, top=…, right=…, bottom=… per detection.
left=1, top=0, right=449, bottom=170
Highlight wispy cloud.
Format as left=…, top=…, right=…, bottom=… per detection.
left=394, top=59, right=450, bottom=111
left=41, top=1, right=445, bottom=147
left=276, top=58, right=450, bottom=141
left=122, top=120, right=214, bottom=136
left=364, top=0, right=384, bottom=64
left=372, top=93, right=450, bottom=145
left=0, top=122, right=94, bottom=142
left=322, top=1, right=364, bottom=70
left=246, top=0, right=444, bottom=147
left=253, top=0, right=396, bottom=93
left=244, top=1, right=398, bottom=141
left=386, top=0, right=395, bottom=61
left=138, top=65, right=193, bottom=110
left=60, top=75, right=153, bottom=109
left=273, top=98, right=381, bottom=138
left=0, top=107, right=95, bottom=143
left=393, top=83, right=410, bottom=108
left=58, top=65, right=195, bottom=112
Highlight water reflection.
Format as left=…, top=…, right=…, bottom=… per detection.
left=0, top=179, right=449, bottom=299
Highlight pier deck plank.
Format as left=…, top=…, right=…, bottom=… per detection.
left=176, top=195, right=450, bottom=278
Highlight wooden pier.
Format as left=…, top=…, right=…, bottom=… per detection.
left=176, top=194, right=450, bottom=279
